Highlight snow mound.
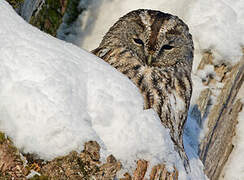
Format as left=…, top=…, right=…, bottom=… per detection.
left=0, top=0, right=99, bottom=159
left=187, top=0, right=244, bottom=69
left=0, top=1, right=207, bottom=179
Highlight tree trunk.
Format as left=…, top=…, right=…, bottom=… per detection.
left=197, top=55, right=244, bottom=180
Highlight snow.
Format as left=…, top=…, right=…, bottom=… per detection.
left=56, top=0, right=244, bottom=179
left=196, top=65, right=215, bottom=81
left=0, top=1, right=208, bottom=179
left=58, top=0, right=194, bottom=51
left=187, top=0, right=244, bottom=68
left=1, top=0, right=99, bottom=159
left=58, top=0, right=244, bottom=72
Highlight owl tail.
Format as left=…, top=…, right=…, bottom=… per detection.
left=172, top=134, right=191, bottom=173
left=179, top=148, right=191, bottom=173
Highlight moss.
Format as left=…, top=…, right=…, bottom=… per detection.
left=77, top=158, right=89, bottom=177
left=76, top=157, right=99, bottom=179
left=0, top=131, right=6, bottom=143
left=7, top=0, right=84, bottom=37
left=13, top=0, right=85, bottom=37
left=0, top=132, right=19, bottom=157
left=30, top=0, right=69, bottom=37
left=7, top=143, right=18, bottom=154
left=6, top=0, right=24, bottom=9
left=65, top=0, right=83, bottom=25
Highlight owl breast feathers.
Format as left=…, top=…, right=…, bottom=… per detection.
left=92, top=9, right=194, bottom=171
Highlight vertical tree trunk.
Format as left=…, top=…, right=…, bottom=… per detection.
left=198, top=59, right=244, bottom=180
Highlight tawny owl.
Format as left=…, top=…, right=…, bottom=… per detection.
left=92, top=9, right=193, bottom=171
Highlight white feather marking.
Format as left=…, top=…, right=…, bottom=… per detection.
left=139, top=10, right=152, bottom=28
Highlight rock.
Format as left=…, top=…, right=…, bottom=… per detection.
left=5, top=0, right=24, bottom=10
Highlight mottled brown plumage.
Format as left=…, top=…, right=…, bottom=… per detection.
left=92, top=9, right=194, bottom=171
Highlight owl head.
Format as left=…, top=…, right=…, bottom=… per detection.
left=97, top=9, right=194, bottom=70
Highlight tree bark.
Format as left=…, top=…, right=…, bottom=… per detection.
left=198, top=57, right=244, bottom=180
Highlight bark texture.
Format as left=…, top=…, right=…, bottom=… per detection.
left=197, top=53, right=244, bottom=180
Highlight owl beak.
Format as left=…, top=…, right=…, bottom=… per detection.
left=147, top=55, right=154, bottom=66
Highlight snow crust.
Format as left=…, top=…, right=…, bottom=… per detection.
left=0, top=1, right=208, bottom=179
left=58, top=0, right=244, bottom=72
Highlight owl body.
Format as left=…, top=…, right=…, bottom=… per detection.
left=93, top=9, right=193, bottom=170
